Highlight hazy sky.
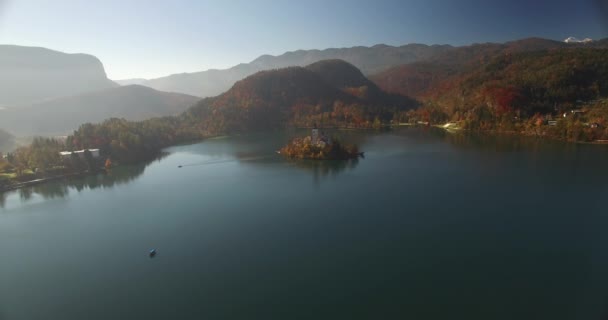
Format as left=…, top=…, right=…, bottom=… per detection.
left=0, top=0, right=606, bottom=80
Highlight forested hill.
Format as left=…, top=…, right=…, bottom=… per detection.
left=136, top=37, right=607, bottom=99
left=423, top=49, right=608, bottom=115
left=0, top=45, right=116, bottom=106
left=371, top=37, right=608, bottom=99
left=387, top=48, right=608, bottom=141
left=184, top=60, right=417, bottom=133
left=138, top=43, right=454, bottom=97
left=303, top=59, right=379, bottom=88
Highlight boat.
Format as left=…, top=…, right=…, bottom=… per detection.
left=149, top=249, right=157, bottom=258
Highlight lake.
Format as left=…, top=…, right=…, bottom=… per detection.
left=2, top=128, right=608, bottom=319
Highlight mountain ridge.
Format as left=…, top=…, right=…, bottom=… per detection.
left=184, top=59, right=417, bottom=134
left=371, top=37, right=608, bottom=99
left=138, top=43, right=454, bottom=97
left=0, top=85, right=200, bottom=136
left=0, top=44, right=117, bottom=106
left=133, top=37, right=608, bottom=98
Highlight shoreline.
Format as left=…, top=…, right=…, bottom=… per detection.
left=1, top=168, right=106, bottom=194
left=425, top=122, right=608, bottom=146
left=3, top=125, right=607, bottom=194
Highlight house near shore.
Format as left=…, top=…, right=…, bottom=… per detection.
left=59, top=149, right=100, bottom=160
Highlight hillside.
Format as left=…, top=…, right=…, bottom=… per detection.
left=428, top=48, right=608, bottom=114
left=0, top=45, right=117, bottom=106
left=0, top=85, right=200, bottom=136
left=114, top=78, right=148, bottom=86
left=305, top=59, right=374, bottom=89
left=371, top=37, right=608, bottom=99
left=134, top=38, right=607, bottom=99
left=184, top=59, right=417, bottom=133
left=397, top=48, right=608, bottom=140
left=140, top=43, right=453, bottom=97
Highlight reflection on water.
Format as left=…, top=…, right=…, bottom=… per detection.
left=172, top=131, right=369, bottom=183
left=288, top=157, right=360, bottom=187
left=5, top=128, right=607, bottom=209
left=5, top=128, right=608, bottom=319
left=435, top=127, right=608, bottom=155
left=0, top=157, right=160, bottom=208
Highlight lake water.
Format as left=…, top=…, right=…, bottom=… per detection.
left=2, top=128, right=608, bottom=319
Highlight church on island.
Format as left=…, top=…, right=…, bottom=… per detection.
left=311, top=127, right=332, bottom=148
left=279, top=126, right=362, bottom=160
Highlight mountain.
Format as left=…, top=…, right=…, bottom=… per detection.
left=115, top=78, right=148, bottom=86
left=428, top=48, right=608, bottom=114
left=386, top=48, right=608, bottom=135
left=305, top=59, right=374, bottom=88
left=371, top=37, right=608, bottom=99
left=0, top=85, right=200, bottom=136
left=136, top=37, right=606, bottom=99
left=184, top=59, right=417, bottom=133
left=140, top=44, right=454, bottom=98
left=0, top=45, right=117, bottom=106
left=564, top=37, right=594, bottom=43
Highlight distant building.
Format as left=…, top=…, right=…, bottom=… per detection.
left=311, top=128, right=332, bottom=147
left=59, top=149, right=100, bottom=160
left=564, top=109, right=585, bottom=118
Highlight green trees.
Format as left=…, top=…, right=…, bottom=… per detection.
left=66, top=116, right=205, bottom=164
left=6, top=138, right=62, bottom=174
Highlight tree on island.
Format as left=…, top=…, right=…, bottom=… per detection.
left=280, top=134, right=361, bottom=160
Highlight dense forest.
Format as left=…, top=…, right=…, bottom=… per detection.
left=375, top=48, right=608, bottom=141
left=185, top=60, right=417, bottom=133
left=372, top=37, right=608, bottom=99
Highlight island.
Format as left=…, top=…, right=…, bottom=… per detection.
left=279, top=128, right=363, bottom=160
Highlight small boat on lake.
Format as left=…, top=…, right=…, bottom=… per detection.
left=149, top=249, right=157, bottom=258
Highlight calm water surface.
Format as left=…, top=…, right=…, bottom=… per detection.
left=2, top=128, right=608, bottom=319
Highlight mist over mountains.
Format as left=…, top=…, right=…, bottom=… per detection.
left=122, top=38, right=608, bottom=99
left=0, top=45, right=117, bottom=106
left=0, top=46, right=201, bottom=139
left=137, top=44, right=454, bottom=98
left=0, top=85, right=200, bottom=137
